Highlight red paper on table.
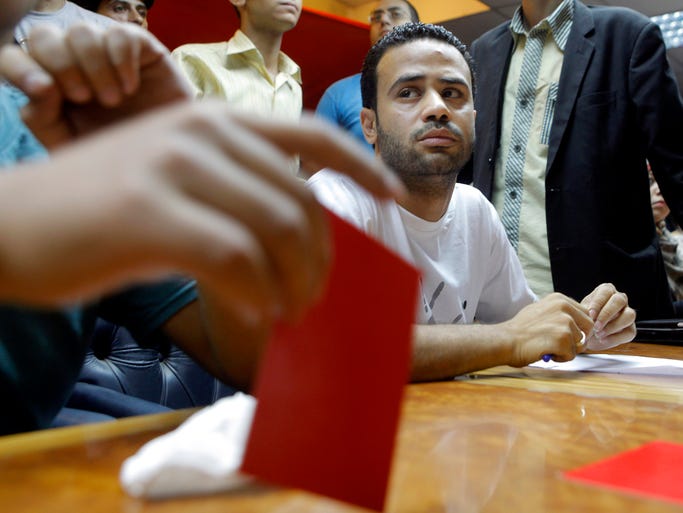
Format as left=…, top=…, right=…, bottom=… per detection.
left=565, top=440, right=683, bottom=505
left=241, top=210, right=420, bottom=511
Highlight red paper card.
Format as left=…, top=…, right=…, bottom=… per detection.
left=241, top=210, right=420, bottom=511
left=565, top=440, right=683, bottom=505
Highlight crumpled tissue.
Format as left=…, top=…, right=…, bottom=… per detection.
left=120, top=392, right=256, bottom=499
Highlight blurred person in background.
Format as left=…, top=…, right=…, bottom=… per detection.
left=74, top=0, right=154, bottom=29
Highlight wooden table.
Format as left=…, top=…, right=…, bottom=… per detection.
left=2, top=342, right=683, bottom=512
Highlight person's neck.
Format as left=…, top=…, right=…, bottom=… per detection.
left=241, top=24, right=284, bottom=79
left=33, top=0, right=67, bottom=13
left=520, top=0, right=562, bottom=28
left=397, top=183, right=455, bottom=222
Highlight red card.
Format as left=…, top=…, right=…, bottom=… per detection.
left=565, top=441, right=683, bottom=505
left=241, top=210, right=420, bottom=511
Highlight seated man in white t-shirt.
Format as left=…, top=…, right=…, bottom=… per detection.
left=307, top=23, right=637, bottom=381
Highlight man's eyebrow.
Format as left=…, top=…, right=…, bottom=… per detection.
left=438, top=76, right=470, bottom=87
left=370, top=7, right=408, bottom=15
left=389, top=74, right=470, bottom=91
left=388, top=73, right=424, bottom=91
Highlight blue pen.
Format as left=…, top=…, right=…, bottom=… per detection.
left=542, top=331, right=586, bottom=363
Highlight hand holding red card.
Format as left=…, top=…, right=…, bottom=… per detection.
left=242, top=210, right=420, bottom=511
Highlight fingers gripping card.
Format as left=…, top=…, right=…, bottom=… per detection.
left=242, top=210, right=420, bottom=511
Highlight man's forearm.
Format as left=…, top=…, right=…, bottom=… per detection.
left=162, top=289, right=268, bottom=392
left=195, top=285, right=269, bottom=391
left=411, top=323, right=517, bottom=382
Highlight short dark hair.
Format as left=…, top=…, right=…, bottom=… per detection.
left=402, top=0, right=420, bottom=23
left=74, top=0, right=155, bottom=12
left=361, top=23, right=476, bottom=112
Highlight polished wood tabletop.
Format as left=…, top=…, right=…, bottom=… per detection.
left=2, top=342, right=683, bottom=513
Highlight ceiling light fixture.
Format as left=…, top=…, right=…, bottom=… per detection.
left=651, top=10, right=683, bottom=49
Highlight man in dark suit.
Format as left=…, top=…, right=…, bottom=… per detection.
left=468, top=0, right=683, bottom=320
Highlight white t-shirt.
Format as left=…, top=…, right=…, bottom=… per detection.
left=15, top=2, right=115, bottom=49
left=307, top=169, right=536, bottom=325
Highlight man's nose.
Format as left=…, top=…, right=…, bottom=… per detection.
left=378, top=11, right=393, bottom=25
left=131, top=11, right=144, bottom=25
left=422, top=90, right=450, bottom=121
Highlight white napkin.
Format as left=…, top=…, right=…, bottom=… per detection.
left=120, top=392, right=257, bottom=499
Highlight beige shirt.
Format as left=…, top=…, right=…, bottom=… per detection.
left=171, top=30, right=302, bottom=121
left=172, top=30, right=302, bottom=174
left=492, top=0, right=573, bottom=297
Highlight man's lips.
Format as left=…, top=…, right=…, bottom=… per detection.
left=418, top=129, right=458, bottom=146
left=279, top=2, right=299, bottom=12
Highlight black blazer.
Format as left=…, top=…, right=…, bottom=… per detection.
left=469, top=1, right=683, bottom=319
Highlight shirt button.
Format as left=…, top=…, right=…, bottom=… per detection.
left=520, top=99, right=528, bottom=107
left=514, top=144, right=522, bottom=153
left=510, top=190, right=518, bottom=199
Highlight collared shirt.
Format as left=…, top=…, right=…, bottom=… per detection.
left=492, top=0, right=574, bottom=297
left=171, top=30, right=302, bottom=121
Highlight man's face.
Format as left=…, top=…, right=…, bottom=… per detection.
left=243, top=0, right=302, bottom=33
left=368, top=0, right=413, bottom=45
left=1, top=0, right=39, bottom=41
left=364, top=39, right=475, bottom=198
left=97, top=0, right=149, bottom=29
left=649, top=170, right=670, bottom=224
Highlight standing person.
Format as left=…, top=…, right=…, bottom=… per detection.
left=468, top=0, right=683, bottom=319
left=171, top=0, right=302, bottom=121
left=315, top=0, right=419, bottom=151
left=14, top=0, right=114, bottom=49
left=308, top=23, right=636, bottom=381
left=73, top=0, right=153, bottom=29
left=650, top=167, right=683, bottom=305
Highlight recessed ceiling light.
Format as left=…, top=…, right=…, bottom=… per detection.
left=651, top=11, right=683, bottom=49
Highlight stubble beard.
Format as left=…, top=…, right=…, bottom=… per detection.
left=376, top=121, right=471, bottom=200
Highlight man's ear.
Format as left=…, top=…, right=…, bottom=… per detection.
left=360, top=107, right=378, bottom=146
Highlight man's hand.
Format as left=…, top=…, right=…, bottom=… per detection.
left=0, top=100, right=402, bottom=388
left=0, top=23, right=404, bottom=389
left=580, top=283, right=637, bottom=350
left=501, top=293, right=595, bottom=366
left=0, top=22, right=192, bottom=147
left=0, top=100, right=400, bottom=316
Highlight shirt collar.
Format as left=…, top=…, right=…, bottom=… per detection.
left=226, top=30, right=302, bottom=84
left=510, top=0, right=574, bottom=50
